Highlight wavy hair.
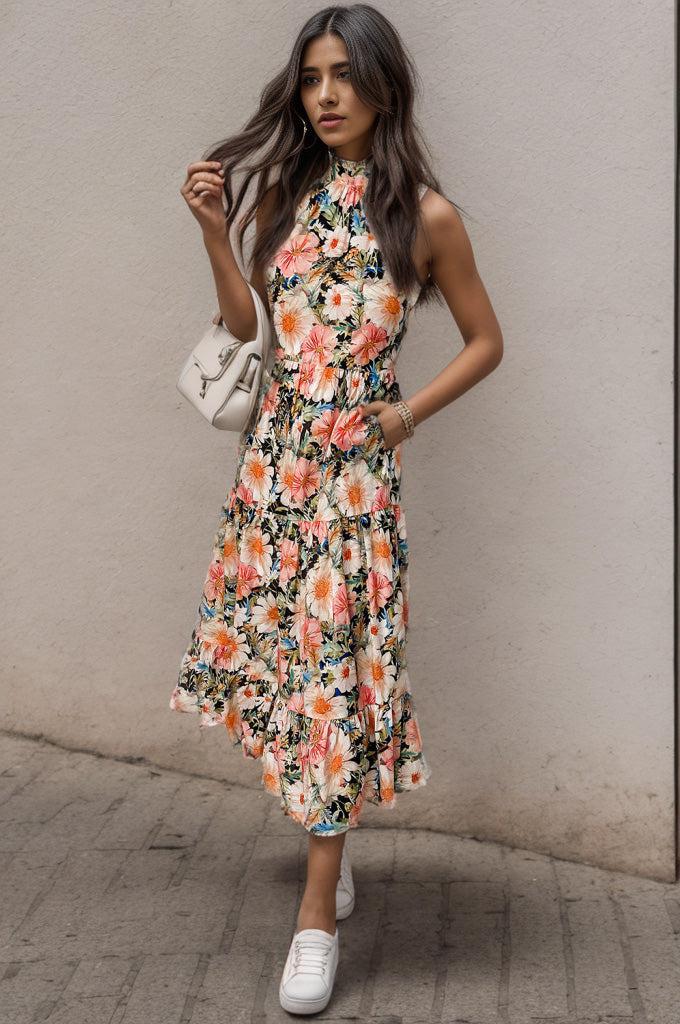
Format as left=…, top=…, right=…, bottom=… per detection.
left=202, top=3, right=465, bottom=308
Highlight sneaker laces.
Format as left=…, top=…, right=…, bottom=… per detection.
left=291, top=934, right=332, bottom=977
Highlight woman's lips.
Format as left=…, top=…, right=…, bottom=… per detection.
left=319, top=116, right=345, bottom=127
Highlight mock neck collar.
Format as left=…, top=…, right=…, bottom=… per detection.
left=325, top=146, right=373, bottom=179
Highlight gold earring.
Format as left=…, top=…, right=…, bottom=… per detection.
left=297, top=112, right=316, bottom=150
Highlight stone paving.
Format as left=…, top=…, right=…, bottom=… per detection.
left=1, top=730, right=679, bottom=1023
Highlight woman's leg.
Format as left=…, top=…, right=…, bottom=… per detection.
left=296, top=832, right=346, bottom=935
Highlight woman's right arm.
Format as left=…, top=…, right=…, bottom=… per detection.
left=180, top=159, right=278, bottom=342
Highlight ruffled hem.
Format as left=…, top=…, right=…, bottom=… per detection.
left=169, top=679, right=432, bottom=835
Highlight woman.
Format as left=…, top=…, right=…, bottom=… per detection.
left=170, top=3, right=503, bottom=1014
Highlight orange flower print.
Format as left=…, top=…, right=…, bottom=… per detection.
left=172, top=152, right=433, bottom=837
left=335, top=460, right=377, bottom=517
left=274, top=449, right=298, bottom=507
left=200, top=620, right=249, bottom=672
left=370, top=528, right=394, bottom=578
left=273, top=291, right=316, bottom=356
left=304, top=682, right=348, bottom=722
left=242, top=525, right=273, bottom=577
left=252, top=593, right=280, bottom=633
left=241, top=449, right=274, bottom=502
left=363, top=278, right=404, bottom=335
left=222, top=524, right=239, bottom=576
left=350, top=321, right=389, bottom=365
left=275, top=231, right=319, bottom=277
left=305, top=556, right=335, bottom=621
left=319, top=730, right=360, bottom=799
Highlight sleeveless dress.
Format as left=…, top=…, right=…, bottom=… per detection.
left=170, top=147, right=432, bottom=836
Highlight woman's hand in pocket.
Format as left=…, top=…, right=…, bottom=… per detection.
left=358, top=400, right=409, bottom=449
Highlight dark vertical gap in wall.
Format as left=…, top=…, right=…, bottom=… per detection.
left=674, top=0, right=679, bottom=881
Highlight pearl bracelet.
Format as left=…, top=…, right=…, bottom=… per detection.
left=393, top=399, right=415, bottom=438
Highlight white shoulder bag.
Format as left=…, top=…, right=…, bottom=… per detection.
left=176, top=282, right=271, bottom=432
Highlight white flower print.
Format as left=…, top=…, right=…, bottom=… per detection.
left=363, top=277, right=404, bottom=335
left=321, top=224, right=351, bottom=258
left=171, top=151, right=432, bottom=838
left=323, top=282, right=356, bottom=322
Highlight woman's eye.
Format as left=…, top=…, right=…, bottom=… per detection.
left=301, top=71, right=351, bottom=86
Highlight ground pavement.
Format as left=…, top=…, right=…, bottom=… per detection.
left=0, top=730, right=679, bottom=1024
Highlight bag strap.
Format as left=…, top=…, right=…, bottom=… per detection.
left=212, top=283, right=272, bottom=366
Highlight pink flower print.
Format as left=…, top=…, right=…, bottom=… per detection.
left=297, top=357, right=317, bottom=399
left=301, top=323, right=336, bottom=365
left=371, top=482, right=392, bottom=512
left=287, top=691, right=305, bottom=714
left=234, top=481, right=254, bottom=505
left=350, top=321, right=389, bottom=365
left=307, top=718, right=331, bottom=764
left=405, top=717, right=423, bottom=752
left=310, top=407, right=340, bottom=449
left=291, top=456, right=321, bottom=504
left=261, top=378, right=280, bottom=414
left=236, top=561, right=260, bottom=599
left=330, top=407, right=367, bottom=451
left=328, top=172, right=368, bottom=209
left=358, top=681, right=376, bottom=710
left=279, top=538, right=299, bottom=584
left=275, top=231, right=319, bottom=278
left=333, top=581, right=351, bottom=626
left=203, top=560, right=225, bottom=602
left=367, top=569, right=393, bottom=614
left=300, top=616, right=323, bottom=663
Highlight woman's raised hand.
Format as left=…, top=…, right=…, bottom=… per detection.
left=180, top=160, right=227, bottom=239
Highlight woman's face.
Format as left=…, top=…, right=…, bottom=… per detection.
left=299, top=33, right=377, bottom=159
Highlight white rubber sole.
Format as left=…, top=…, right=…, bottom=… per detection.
left=278, top=984, right=334, bottom=1015
left=335, top=890, right=355, bottom=919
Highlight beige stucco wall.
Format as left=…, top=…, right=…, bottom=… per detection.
left=1, top=2, right=675, bottom=879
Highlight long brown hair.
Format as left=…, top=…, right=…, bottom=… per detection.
left=202, top=4, right=464, bottom=308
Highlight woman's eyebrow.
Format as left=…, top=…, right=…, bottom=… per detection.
left=300, top=60, right=350, bottom=72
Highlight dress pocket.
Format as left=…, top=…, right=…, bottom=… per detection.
left=358, top=414, right=393, bottom=483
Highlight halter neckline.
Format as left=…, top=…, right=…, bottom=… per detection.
left=326, top=146, right=373, bottom=177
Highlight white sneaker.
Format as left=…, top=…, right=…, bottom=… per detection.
left=279, top=927, right=339, bottom=1015
left=335, top=842, right=355, bottom=920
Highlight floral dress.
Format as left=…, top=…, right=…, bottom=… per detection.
left=170, top=146, right=432, bottom=836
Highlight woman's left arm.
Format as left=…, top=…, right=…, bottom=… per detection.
left=360, top=192, right=504, bottom=446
